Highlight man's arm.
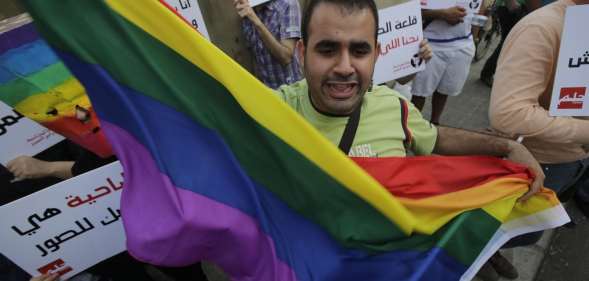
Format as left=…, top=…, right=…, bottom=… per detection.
left=422, top=6, right=467, bottom=25
left=234, top=0, right=296, bottom=65
left=489, top=24, right=589, bottom=145
left=434, top=126, right=545, bottom=202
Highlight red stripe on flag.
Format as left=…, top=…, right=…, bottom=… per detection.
left=353, top=156, right=532, bottom=200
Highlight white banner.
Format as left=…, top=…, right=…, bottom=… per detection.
left=549, top=5, right=589, bottom=116
left=0, top=162, right=126, bottom=279
left=250, top=0, right=271, bottom=7
left=0, top=101, right=64, bottom=166
left=421, top=0, right=482, bottom=14
left=374, top=1, right=425, bottom=84
left=164, top=0, right=211, bottom=40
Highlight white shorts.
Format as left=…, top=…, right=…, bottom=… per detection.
left=411, top=45, right=475, bottom=97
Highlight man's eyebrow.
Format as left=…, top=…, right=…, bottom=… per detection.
left=314, top=40, right=339, bottom=49
left=349, top=41, right=372, bottom=50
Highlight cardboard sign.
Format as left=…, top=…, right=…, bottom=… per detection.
left=549, top=5, right=589, bottom=116
left=421, top=0, right=482, bottom=14
left=250, top=0, right=271, bottom=7
left=0, top=101, right=63, bottom=165
left=164, top=0, right=211, bottom=40
left=0, top=162, right=126, bottom=279
left=373, top=0, right=425, bottom=84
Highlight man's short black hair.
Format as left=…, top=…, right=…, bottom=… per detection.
left=301, top=0, right=379, bottom=44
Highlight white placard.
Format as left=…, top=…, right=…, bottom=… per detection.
left=164, top=0, right=211, bottom=40
left=549, top=5, right=589, bottom=116
left=421, top=0, right=482, bottom=14
left=250, top=0, right=271, bottom=7
left=374, top=1, right=425, bottom=84
left=0, top=162, right=126, bottom=279
left=0, top=101, right=64, bottom=166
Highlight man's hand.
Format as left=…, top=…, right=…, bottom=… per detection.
left=442, top=6, right=467, bottom=25
left=6, top=156, right=52, bottom=180
left=505, top=141, right=545, bottom=202
left=234, top=0, right=261, bottom=25
left=418, top=39, right=433, bottom=63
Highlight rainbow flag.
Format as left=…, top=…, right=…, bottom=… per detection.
left=23, top=1, right=569, bottom=280
left=0, top=14, right=112, bottom=157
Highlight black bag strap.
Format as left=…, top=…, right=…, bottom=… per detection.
left=399, top=98, right=412, bottom=148
left=338, top=103, right=362, bottom=154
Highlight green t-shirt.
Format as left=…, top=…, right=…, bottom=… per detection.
left=275, top=80, right=438, bottom=157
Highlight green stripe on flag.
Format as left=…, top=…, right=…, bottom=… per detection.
left=0, top=62, right=71, bottom=107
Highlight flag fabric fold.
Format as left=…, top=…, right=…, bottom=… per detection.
left=22, top=1, right=569, bottom=281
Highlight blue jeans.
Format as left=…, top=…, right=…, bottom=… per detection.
left=504, top=157, right=589, bottom=248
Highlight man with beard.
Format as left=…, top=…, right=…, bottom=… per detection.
left=274, top=2, right=546, bottom=279
left=275, top=0, right=543, bottom=202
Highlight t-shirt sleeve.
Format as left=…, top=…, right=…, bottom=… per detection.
left=279, top=0, right=301, bottom=40
left=405, top=101, right=438, bottom=155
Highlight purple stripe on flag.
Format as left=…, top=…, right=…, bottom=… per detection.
left=102, top=121, right=298, bottom=281
left=0, top=23, right=38, bottom=54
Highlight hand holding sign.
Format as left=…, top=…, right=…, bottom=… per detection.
left=374, top=1, right=426, bottom=84
left=418, top=39, right=433, bottom=63
left=441, top=6, right=467, bottom=25
left=0, top=162, right=126, bottom=279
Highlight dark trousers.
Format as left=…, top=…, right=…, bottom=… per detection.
left=480, top=6, right=527, bottom=79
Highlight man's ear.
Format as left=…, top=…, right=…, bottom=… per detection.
left=296, top=39, right=305, bottom=68
left=374, top=42, right=381, bottom=61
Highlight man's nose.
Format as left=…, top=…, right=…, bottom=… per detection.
left=333, top=52, right=354, bottom=77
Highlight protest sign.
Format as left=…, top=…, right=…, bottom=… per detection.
left=421, top=0, right=482, bottom=14
left=0, top=162, right=126, bottom=279
left=373, top=0, right=424, bottom=84
left=0, top=101, right=63, bottom=165
left=250, top=0, right=271, bottom=6
left=549, top=5, right=589, bottom=116
left=164, top=0, right=211, bottom=40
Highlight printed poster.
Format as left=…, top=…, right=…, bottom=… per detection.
left=0, top=101, right=63, bottom=166
left=250, top=0, right=271, bottom=6
left=549, top=5, right=589, bottom=116
left=420, top=0, right=483, bottom=14
left=0, top=162, right=126, bottom=279
left=374, top=0, right=425, bottom=84
left=164, top=0, right=211, bottom=40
